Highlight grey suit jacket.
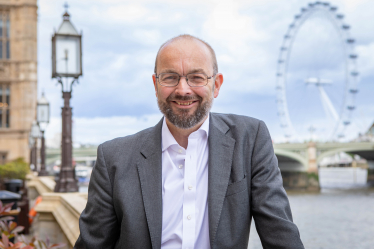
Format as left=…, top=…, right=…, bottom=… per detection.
left=74, top=113, right=304, bottom=249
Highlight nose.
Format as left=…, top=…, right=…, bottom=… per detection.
left=175, top=76, right=192, bottom=95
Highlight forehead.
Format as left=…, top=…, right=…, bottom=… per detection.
left=157, top=39, right=213, bottom=73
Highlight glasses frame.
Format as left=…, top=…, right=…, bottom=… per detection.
left=156, top=72, right=215, bottom=87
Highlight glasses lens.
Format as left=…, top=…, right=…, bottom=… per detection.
left=159, top=73, right=179, bottom=86
left=187, top=73, right=207, bottom=86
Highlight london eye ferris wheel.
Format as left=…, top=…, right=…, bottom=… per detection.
left=276, top=2, right=359, bottom=141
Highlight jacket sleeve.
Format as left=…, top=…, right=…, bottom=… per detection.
left=74, top=144, right=120, bottom=249
left=250, top=121, right=304, bottom=249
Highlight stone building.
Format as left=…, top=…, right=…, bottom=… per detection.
left=0, top=0, right=37, bottom=163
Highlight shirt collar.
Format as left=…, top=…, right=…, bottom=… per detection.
left=162, top=114, right=210, bottom=152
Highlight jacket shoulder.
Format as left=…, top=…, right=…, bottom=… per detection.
left=99, top=126, right=154, bottom=154
left=211, top=112, right=263, bottom=131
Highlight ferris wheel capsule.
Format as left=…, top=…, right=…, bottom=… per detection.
left=347, top=39, right=355, bottom=44
left=351, top=71, right=359, bottom=77
left=330, top=6, right=337, bottom=11
left=347, top=106, right=355, bottom=111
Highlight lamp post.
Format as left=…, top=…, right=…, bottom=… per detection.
left=52, top=7, right=82, bottom=192
left=28, top=132, right=35, bottom=171
left=30, top=120, right=40, bottom=171
left=37, top=93, right=50, bottom=176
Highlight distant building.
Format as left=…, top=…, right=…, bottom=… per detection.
left=0, top=0, right=37, bottom=163
left=356, top=122, right=374, bottom=142
left=367, top=123, right=374, bottom=137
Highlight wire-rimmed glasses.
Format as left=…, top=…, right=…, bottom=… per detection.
left=156, top=73, right=214, bottom=87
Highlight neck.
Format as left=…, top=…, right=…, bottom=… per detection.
left=165, top=115, right=208, bottom=149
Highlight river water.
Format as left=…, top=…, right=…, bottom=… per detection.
left=248, top=168, right=374, bottom=249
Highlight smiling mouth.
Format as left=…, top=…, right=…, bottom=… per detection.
left=173, top=100, right=198, bottom=106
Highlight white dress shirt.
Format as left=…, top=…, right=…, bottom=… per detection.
left=161, top=116, right=210, bottom=249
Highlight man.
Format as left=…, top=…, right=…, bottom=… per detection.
left=74, top=34, right=304, bottom=249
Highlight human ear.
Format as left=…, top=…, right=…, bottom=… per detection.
left=213, top=73, right=223, bottom=98
left=152, top=74, right=158, bottom=97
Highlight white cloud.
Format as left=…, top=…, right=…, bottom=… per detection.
left=132, top=29, right=162, bottom=46
left=341, top=0, right=372, bottom=11
left=203, top=1, right=269, bottom=56
left=46, top=114, right=163, bottom=145
left=109, top=54, right=130, bottom=71
left=356, top=42, right=374, bottom=77
left=102, top=4, right=149, bottom=23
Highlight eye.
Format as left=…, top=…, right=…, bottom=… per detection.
left=189, top=74, right=205, bottom=81
left=162, top=74, right=178, bottom=81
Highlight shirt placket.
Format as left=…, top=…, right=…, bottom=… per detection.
left=182, top=137, right=197, bottom=249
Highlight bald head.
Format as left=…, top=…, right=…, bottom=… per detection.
left=154, top=34, right=218, bottom=75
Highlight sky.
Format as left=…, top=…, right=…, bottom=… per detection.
left=37, top=0, right=374, bottom=146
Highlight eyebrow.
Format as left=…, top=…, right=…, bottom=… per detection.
left=159, top=68, right=208, bottom=75
left=159, top=69, right=179, bottom=74
left=188, top=68, right=207, bottom=74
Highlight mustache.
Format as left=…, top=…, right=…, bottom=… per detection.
left=166, top=94, right=202, bottom=102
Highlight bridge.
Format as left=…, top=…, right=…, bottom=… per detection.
left=46, top=141, right=374, bottom=190
left=46, top=147, right=98, bottom=165
left=275, top=141, right=374, bottom=190
left=274, top=142, right=374, bottom=172
left=46, top=142, right=374, bottom=169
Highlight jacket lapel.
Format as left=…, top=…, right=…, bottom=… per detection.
left=137, top=118, right=163, bottom=249
left=208, top=114, right=236, bottom=245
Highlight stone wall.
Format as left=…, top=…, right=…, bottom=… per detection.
left=281, top=171, right=320, bottom=191
left=0, top=0, right=38, bottom=162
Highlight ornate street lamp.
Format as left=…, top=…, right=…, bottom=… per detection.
left=37, top=93, right=50, bottom=176
left=52, top=7, right=81, bottom=192
left=30, top=121, right=40, bottom=171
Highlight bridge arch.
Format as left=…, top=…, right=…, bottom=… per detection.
left=274, top=149, right=308, bottom=172
left=317, top=146, right=374, bottom=164
left=46, top=147, right=98, bottom=164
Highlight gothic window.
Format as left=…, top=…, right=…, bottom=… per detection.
left=0, top=9, right=10, bottom=59
left=0, top=84, right=10, bottom=128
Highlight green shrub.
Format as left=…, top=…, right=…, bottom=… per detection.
left=0, top=158, right=29, bottom=180
left=307, top=172, right=319, bottom=181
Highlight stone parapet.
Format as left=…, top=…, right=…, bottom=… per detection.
left=34, top=192, right=87, bottom=248
left=26, top=173, right=55, bottom=200
left=26, top=174, right=88, bottom=248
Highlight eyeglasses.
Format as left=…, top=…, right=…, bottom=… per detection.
left=156, top=73, right=214, bottom=87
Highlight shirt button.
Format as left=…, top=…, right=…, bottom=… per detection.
left=187, top=215, right=191, bottom=220
left=188, top=185, right=193, bottom=190
left=178, top=164, right=183, bottom=169
left=178, top=149, right=183, bottom=154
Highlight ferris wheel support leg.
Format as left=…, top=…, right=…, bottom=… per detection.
left=317, top=85, right=339, bottom=121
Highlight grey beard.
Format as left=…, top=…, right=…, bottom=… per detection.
left=157, top=94, right=213, bottom=129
